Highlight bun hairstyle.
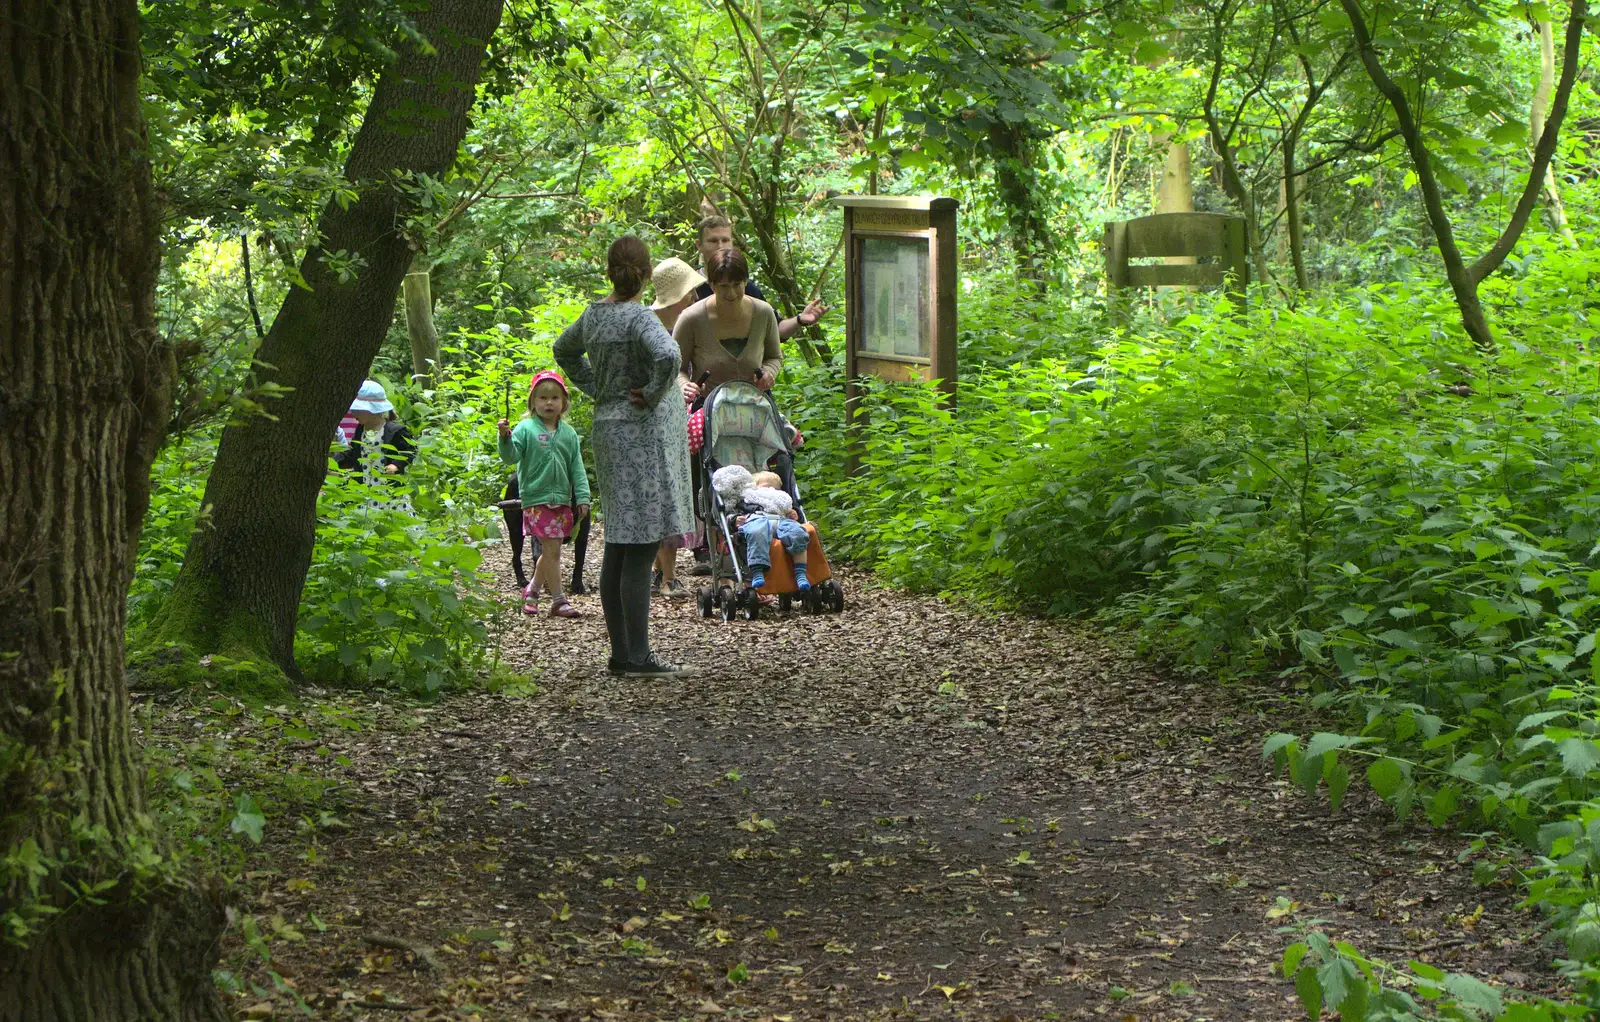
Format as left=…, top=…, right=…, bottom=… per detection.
left=706, top=246, right=749, bottom=285
left=606, top=235, right=652, bottom=299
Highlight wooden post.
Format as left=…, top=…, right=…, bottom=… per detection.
left=1103, top=220, right=1130, bottom=323
left=930, top=201, right=959, bottom=404
left=403, top=267, right=441, bottom=388
left=1222, top=216, right=1249, bottom=312
left=842, top=204, right=864, bottom=475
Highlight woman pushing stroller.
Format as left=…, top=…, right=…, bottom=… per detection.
left=675, top=247, right=781, bottom=577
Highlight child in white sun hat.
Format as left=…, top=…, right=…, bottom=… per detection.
left=333, top=379, right=414, bottom=478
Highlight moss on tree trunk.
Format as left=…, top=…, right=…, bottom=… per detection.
left=135, top=574, right=291, bottom=699
left=0, top=0, right=231, bottom=1015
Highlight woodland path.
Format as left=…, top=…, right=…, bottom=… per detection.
left=183, top=544, right=1561, bottom=1021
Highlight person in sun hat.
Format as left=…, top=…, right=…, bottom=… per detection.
left=650, top=257, right=706, bottom=332
left=334, top=379, right=415, bottom=479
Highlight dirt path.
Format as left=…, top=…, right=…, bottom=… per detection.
left=170, top=546, right=1560, bottom=1020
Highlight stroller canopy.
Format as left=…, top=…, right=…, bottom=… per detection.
left=703, top=381, right=790, bottom=473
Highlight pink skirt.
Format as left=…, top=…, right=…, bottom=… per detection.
left=524, top=504, right=575, bottom=539
left=661, top=528, right=700, bottom=549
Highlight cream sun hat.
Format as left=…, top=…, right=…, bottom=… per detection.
left=650, top=257, right=707, bottom=310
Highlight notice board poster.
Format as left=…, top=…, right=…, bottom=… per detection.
left=859, top=236, right=930, bottom=358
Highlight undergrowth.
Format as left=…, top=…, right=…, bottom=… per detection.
left=129, top=291, right=588, bottom=698
left=786, top=240, right=1600, bottom=1017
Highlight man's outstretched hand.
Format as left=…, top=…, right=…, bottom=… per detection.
left=797, top=299, right=830, bottom=327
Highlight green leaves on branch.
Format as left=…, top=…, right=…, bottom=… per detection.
left=1279, top=927, right=1590, bottom=1021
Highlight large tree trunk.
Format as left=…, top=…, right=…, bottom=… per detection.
left=0, top=0, right=229, bottom=1017
left=1155, top=137, right=1194, bottom=217
left=1153, top=134, right=1199, bottom=289
left=144, top=0, right=506, bottom=682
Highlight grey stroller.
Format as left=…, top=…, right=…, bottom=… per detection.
left=695, top=381, right=844, bottom=621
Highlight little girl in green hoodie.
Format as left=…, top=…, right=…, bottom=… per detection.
left=498, top=371, right=591, bottom=618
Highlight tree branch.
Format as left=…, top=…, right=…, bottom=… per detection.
left=240, top=233, right=265, bottom=341
left=1339, top=0, right=1499, bottom=349
left=1467, top=0, right=1586, bottom=283
left=1338, top=0, right=1472, bottom=281
left=1290, top=129, right=1399, bottom=177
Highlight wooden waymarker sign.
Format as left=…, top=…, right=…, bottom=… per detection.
left=1103, top=212, right=1248, bottom=313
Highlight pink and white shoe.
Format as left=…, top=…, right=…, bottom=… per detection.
left=549, top=597, right=583, bottom=619
left=521, top=583, right=539, bottom=616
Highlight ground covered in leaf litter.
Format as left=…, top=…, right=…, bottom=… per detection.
left=142, top=541, right=1567, bottom=1021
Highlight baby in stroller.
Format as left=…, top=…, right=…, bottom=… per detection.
left=696, top=380, right=844, bottom=619
left=714, top=467, right=811, bottom=592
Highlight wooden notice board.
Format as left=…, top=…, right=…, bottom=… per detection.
left=831, top=195, right=959, bottom=473
left=832, top=195, right=959, bottom=401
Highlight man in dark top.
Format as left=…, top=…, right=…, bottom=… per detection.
left=693, top=214, right=829, bottom=339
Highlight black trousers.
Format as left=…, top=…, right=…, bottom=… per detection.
left=600, top=542, right=658, bottom=665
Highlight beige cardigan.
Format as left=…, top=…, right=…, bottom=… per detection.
left=673, top=296, right=782, bottom=391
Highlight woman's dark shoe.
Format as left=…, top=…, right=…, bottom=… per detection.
left=621, top=654, right=692, bottom=678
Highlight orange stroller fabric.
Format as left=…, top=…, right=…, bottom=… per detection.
left=755, top=522, right=831, bottom=594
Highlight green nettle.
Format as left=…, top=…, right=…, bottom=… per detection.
left=786, top=229, right=1600, bottom=1010
left=1277, top=924, right=1593, bottom=1021
left=294, top=469, right=499, bottom=695
left=131, top=430, right=508, bottom=698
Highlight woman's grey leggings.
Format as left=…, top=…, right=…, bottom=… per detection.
left=600, top=541, right=659, bottom=665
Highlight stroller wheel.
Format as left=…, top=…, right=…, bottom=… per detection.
left=698, top=585, right=714, bottom=618
left=829, top=580, right=846, bottom=613
left=778, top=594, right=792, bottom=614
left=741, top=587, right=761, bottom=621
left=718, top=585, right=735, bottom=623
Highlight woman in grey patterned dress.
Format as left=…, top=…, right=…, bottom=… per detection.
left=554, top=236, right=696, bottom=677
